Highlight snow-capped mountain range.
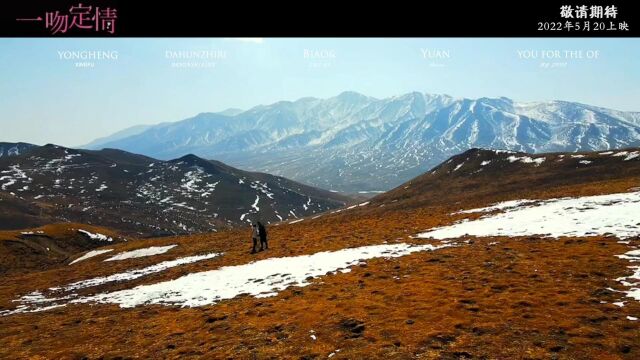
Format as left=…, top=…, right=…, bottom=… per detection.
left=87, top=92, right=640, bottom=192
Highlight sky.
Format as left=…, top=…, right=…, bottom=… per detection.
left=0, top=38, right=638, bottom=147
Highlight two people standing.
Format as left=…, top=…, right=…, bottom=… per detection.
left=250, top=221, right=268, bottom=253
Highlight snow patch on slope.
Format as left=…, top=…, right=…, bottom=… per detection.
left=78, top=242, right=452, bottom=308
left=69, top=249, right=114, bottom=265
left=77, top=229, right=113, bottom=242
left=418, top=191, right=640, bottom=240
left=3, top=253, right=219, bottom=315
left=104, top=245, right=178, bottom=262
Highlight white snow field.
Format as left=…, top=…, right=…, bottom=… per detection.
left=417, top=191, right=640, bottom=240
left=1, top=253, right=220, bottom=316
left=62, top=253, right=220, bottom=292
left=69, top=249, right=114, bottom=265
left=616, top=250, right=640, bottom=302
left=418, top=190, right=640, bottom=306
left=77, top=242, right=451, bottom=308
left=104, top=245, right=178, bottom=261
left=0, top=242, right=453, bottom=315
left=77, top=229, right=113, bottom=242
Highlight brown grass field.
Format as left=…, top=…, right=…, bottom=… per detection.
left=1, top=149, right=640, bottom=359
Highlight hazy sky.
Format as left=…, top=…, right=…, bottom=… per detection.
left=1, top=38, right=638, bottom=147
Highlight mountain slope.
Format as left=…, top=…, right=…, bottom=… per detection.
left=0, top=223, right=125, bottom=275
left=371, top=147, right=640, bottom=211
left=88, top=92, right=640, bottom=192
left=1, top=148, right=639, bottom=359
left=0, top=145, right=349, bottom=235
left=0, top=142, right=37, bottom=158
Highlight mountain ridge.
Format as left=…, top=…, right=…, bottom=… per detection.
left=84, top=92, right=640, bottom=192
left=0, top=144, right=349, bottom=235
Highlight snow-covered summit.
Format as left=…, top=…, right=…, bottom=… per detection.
left=86, top=92, right=640, bottom=192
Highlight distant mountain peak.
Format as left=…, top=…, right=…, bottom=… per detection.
left=337, top=90, right=364, bottom=97
left=174, top=153, right=204, bottom=163
left=82, top=91, right=640, bottom=192
left=334, top=90, right=374, bottom=102
left=294, top=96, right=320, bottom=103
left=217, top=108, right=244, bottom=116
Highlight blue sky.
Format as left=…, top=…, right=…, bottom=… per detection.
left=1, top=38, right=638, bottom=146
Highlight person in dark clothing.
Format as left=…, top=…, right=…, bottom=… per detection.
left=250, top=223, right=260, bottom=254
left=257, top=221, right=268, bottom=251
